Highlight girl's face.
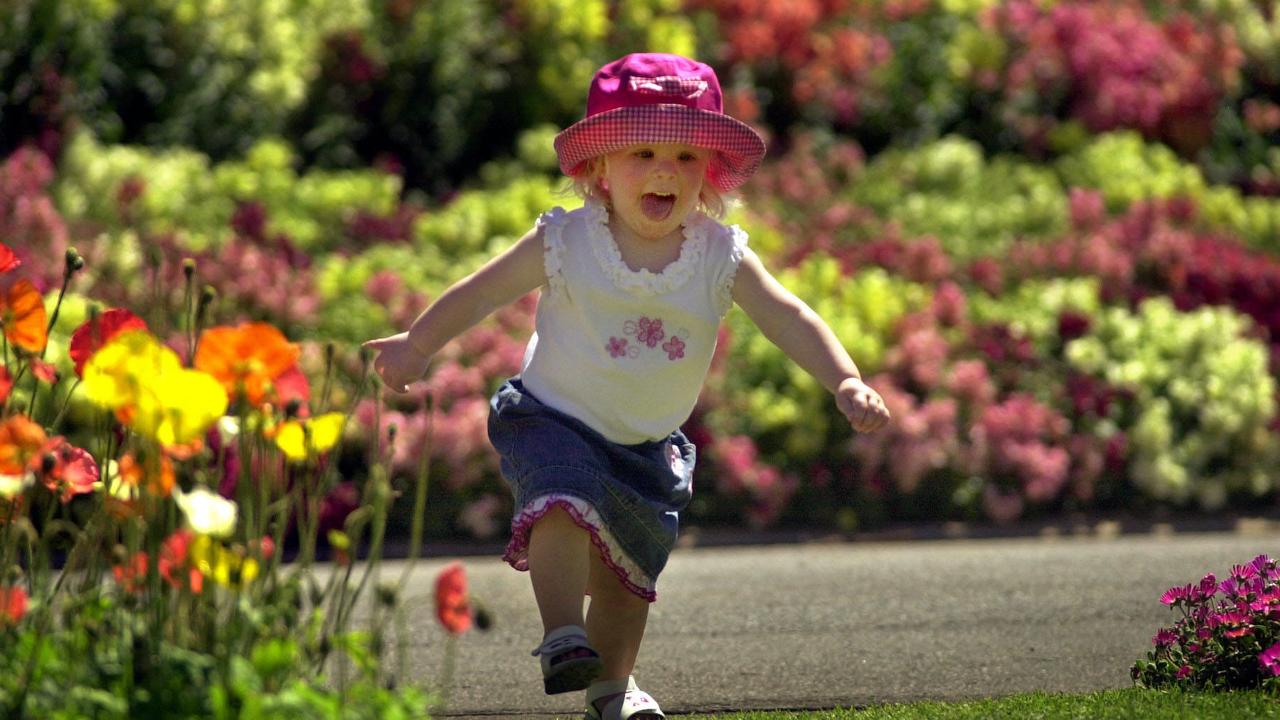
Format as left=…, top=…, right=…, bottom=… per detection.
left=602, top=143, right=710, bottom=242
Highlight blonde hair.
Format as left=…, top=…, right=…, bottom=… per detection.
left=565, top=154, right=729, bottom=220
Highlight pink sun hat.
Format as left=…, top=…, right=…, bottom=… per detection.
left=554, top=53, right=767, bottom=193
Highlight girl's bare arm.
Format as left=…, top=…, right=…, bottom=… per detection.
left=404, top=225, right=548, bottom=358
left=730, top=248, right=861, bottom=392
left=730, top=248, right=890, bottom=432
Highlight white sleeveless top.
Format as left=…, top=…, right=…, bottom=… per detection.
left=520, top=199, right=749, bottom=444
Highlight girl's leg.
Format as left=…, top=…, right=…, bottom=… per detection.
left=585, top=540, right=650, bottom=680
left=527, top=505, right=591, bottom=633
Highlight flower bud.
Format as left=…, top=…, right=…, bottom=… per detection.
left=376, top=581, right=398, bottom=608
left=183, top=258, right=196, bottom=280
left=64, top=247, right=84, bottom=274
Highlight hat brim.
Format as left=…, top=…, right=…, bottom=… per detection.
left=554, top=104, right=766, bottom=193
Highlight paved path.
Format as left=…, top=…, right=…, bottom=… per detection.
left=381, top=528, right=1280, bottom=718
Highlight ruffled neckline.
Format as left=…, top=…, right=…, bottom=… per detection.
left=585, top=199, right=707, bottom=296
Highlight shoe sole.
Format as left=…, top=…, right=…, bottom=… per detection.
left=543, top=656, right=604, bottom=694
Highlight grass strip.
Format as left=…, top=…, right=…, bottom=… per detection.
left=684, top=688, right=1280, bottom=719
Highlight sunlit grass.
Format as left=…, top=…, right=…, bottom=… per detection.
left=682, top=689, right=1280, bottom=719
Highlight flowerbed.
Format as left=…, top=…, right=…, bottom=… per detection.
left=5, top=0, right=1280, bottom=539
left=0, top=242, right=463, bottom=716
left=1134, top=554, right=1280, bottom=693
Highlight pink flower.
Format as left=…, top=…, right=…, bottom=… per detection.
left=1209, top=611, right=1252, bottom=639
left=1152, top=629, right=1177, bottom=648
left=607, top=337, right=629, bottom=358
left=635, top=317, right=665, bottom=347
left=1193, top=573, right=1218, bottom=602
left=1260, top=641, right=1280, bottom=677
left=662, top=336, right=686, bottom=361
left=1161, top=584, right=1193, bottom=606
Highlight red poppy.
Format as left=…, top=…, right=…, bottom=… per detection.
left=29, top=358, right=57, bottom=385
left=0, top=368, right=11, bottom=405
left=0, top=244, right=18, bottom=274
left=113, top=551, right=148, bottom=594
left=68, top=308, right=148, bottom=377
left=36, top=437, right=98, bottom=503
left=0, top=586, right=27, bottom=625
left=251, top=535, right=275, bottom=561
left=434, top=562, right=472, bottom=634
left=0, top=278, right=47, bottom=353
left=159, top=528, right=203, bottom=593
left=272, top=364, right=312, bottom=415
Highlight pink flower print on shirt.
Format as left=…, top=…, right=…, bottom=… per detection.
left=662, top=335, right=686, bottom=361
left=606, top=336, right=629, bottom=358
left=634, top=316, right=665, bottom=348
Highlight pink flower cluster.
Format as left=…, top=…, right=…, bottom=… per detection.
left=968, top=394, right=1071, bottom=522
left=707, top=434, right=798, bottom=529
left=0, top=147, right=69, bottom=293
left=993, top=1, right=1243, bottom=155
left=353, top=292, right=532, bottom=538
left=1135, top=555, right=1280, bottom=690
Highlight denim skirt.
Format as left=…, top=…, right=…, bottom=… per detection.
left=487, top=378, right=695, bottom=601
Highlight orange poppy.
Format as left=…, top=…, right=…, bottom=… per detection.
left=119, top=451, right=175, bottom=497
left=101, top=451, right=177, bottom=519
left=195, top=323, right=300, bottom=406
left=434, top=562, right=473, bottom=635
left=0, top=278, right=47, bottom=353
left=68, top=308, right=148, bottom=378
left=0, top=415, right=48, bottom=475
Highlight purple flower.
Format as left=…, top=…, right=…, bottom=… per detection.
left=1220, top=577, right=1239, bottom=599
left=1152, top=629, right=1177, bottom=648
left=1176, top=665, right=1193, bottom=680
left=1192, top=573, right=1217, bottom=602
left=1161, top=584, right=1193, bottom=606
left=1260, top=641, right=1280, bottom=677
left=1229, top=563, right=1259, bottom=584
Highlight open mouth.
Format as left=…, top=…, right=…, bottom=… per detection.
left=641, top=192, right=677, bottom=221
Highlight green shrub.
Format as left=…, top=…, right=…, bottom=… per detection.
left=55, top=132, right=399, bottom=253
left=710, top=261, right=929, bottom=463
left=849, top=136, right=1067, bottom=260
left=1065, top=298, right=1278, bottom=509
left=1058, top=131, right=1280, bottom=253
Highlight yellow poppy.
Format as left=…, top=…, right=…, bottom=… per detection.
left=82, top=330, right=228, bottom=447
left=274, top=412, right=345, bottom=462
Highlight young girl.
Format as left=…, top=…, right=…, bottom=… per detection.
left=365, top=53, right=890, bottom=720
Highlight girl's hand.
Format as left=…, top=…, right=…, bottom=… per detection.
left=362, top=332, right=430, bottom=393
left=835, top=377, right=891, bottom=433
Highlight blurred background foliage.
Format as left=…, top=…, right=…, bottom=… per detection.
left=5, top=0, right=1280, bottom=540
